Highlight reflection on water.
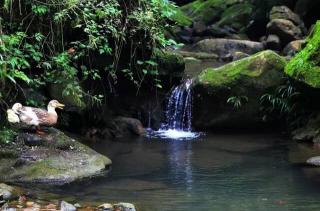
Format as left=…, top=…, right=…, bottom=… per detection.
left=24, top=133, right=320, bottom=211
left=168, top=141, right=193, bottom=192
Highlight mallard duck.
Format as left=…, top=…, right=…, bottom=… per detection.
left=8, top=100, right=65, bottom=133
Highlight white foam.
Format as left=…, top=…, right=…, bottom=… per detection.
left=149, top=129, right=201, bottom=140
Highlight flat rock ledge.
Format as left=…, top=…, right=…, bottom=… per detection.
left=0, top=128, right=111, bottom=185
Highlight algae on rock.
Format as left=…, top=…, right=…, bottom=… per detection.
left=285, top=21, right=320, bottom=88
left=193, top=50, right=286, bottom=129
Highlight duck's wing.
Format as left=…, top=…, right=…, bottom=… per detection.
left=18, top=107, right=49, bottom=126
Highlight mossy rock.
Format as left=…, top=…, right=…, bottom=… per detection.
left=172, top=0, right=253, bottom=29
left=156, top=50, right=185, bottom=77
left=285, top=21, right=320, bottom=88
left=197, top=50, right=286, bottom=87
left=193, top=50, right=286, bottom=129
left=217, top=3, right=254, bottom=30
left=0, top=128, right=111, bottom=184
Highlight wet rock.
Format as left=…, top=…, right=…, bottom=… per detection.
left=193, top=50, right=286, bottom=129
left=0, top=128, right=111, bottom=184
left=181, top=38, right=264, bottom=60
left=18, top=133, right=44, bottom=147
left=266, top=34, right=281, bottom=51
left=292, top=114, right=320, bottom=143
left=267, top=19, right=303, bottom=45
left=98, top=203, right=113, bottom=211
left=282, top=40, right=305, bottom=57
left=105, top=117, right=146, bottom=138
left=60, top=201, right=76, bottom=211
left=306, top=156, right=320, bottom=166
left=114, top=203, right=136, bottom=211
left=0, top=184, right=22, bottom=200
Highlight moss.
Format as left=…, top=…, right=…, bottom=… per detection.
left=0, top=127, right=17, bottom=145
left=180, top=0, right=244, bottom=24
left=285, top=21, right=320, bottom=88
left=217, top=3, right=254, bottom=30
left=170, top=6, right=193, bottom=26
left=198, top=50, right=286, bottom=87
left=156, top=50, right=185, bottom=75
left=24, top=160, right=62, bottom=178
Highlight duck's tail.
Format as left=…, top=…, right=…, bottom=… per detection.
left=7, top=109, right=20, bottom=124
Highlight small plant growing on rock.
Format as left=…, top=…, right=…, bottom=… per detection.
left=227, top=95, right=249, bottom=109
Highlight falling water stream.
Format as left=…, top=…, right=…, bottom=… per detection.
left=149, top=79, right=201, bottom=140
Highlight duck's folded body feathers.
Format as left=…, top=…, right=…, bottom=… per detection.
left=18, top=107, right=57, bottom=126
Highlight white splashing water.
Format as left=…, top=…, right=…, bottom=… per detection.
left=150, top=79, right=201, bottom=140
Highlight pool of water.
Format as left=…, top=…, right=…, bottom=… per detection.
left=27, top=132, right=320, bottom=210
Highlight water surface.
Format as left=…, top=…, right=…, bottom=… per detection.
left=28, top=133, right=320, bottom=211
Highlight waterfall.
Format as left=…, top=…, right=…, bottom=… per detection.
left=147, top=79, right=200, bottom=140
left=161, top=79, right=193, bottom=132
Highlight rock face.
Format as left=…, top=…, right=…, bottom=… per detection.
left=0, top=128, right=111, bottom=184
left=182, top=39, right=264, bottom=61
left=285, top=21, right=320, bottom=88
left=192, top=50, right=286, bottom=129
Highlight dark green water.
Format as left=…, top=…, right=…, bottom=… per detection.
left=28, top=133, right=320, bottom=211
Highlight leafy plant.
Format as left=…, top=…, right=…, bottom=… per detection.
left=259, top=81, right=303, bottom=128
left=227, top=95, right=249, bottom=109
left=0, top=127, right=16, bottom=144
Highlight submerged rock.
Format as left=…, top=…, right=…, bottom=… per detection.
left=193, top=50, right=286, bottom=129
left=0, top=128, right=111, bottom=184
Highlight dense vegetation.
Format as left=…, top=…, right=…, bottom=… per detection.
left=0, top=0, right=178, bottom=113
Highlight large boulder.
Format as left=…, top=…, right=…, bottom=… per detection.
left=181, top=38, right=264, bottom=61
left=267, top=19, right=303, bottom=45
left=192, top=50, right=286, bottom=129
left=0, top=128, right=111, bottom=184
left=285, top=21, right=320, bottom=88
